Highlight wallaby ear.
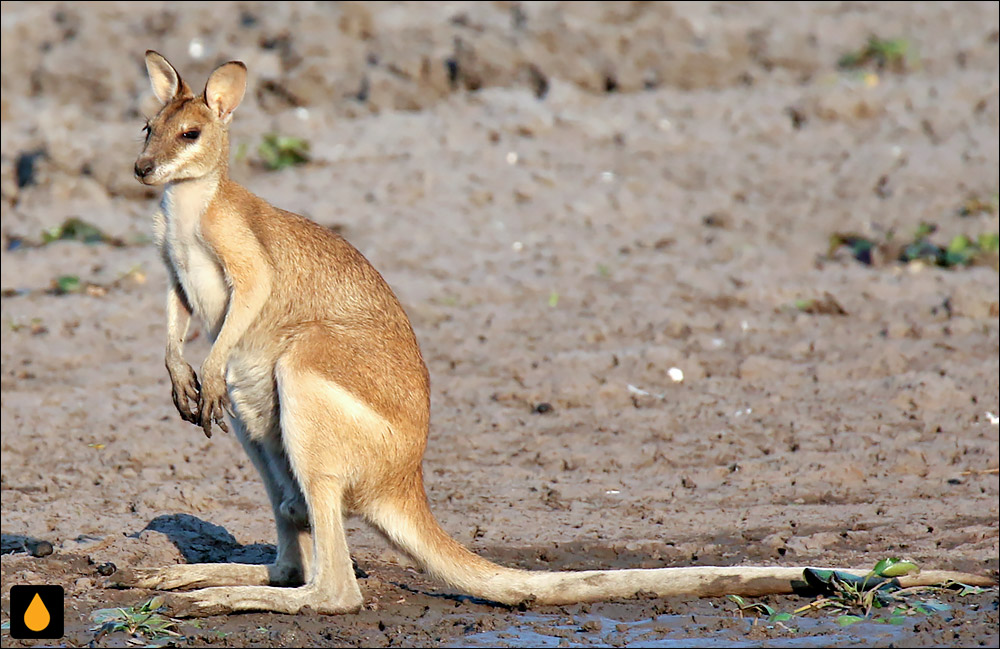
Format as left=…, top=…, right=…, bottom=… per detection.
left=145, top=50, right=190, bottom=104
left=204, top=61, right=247, bottom=124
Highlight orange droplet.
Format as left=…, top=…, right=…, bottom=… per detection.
left=24, top=592, right=50, bottom=632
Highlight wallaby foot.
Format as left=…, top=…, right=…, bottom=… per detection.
left=163, top=584, right=363, bottom=617
left=118, top=562, right=304, bottom=590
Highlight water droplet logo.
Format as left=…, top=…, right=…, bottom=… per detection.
left=10, top=585, right=63, bottom=639
left=25, top=592, right=51, bottom=631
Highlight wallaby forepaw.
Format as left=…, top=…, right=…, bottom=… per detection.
left=168, top=361, right=202, bottom=425
left=197, top=380, right=230, bottom=437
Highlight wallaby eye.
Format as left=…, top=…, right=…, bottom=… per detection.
left=180, top=129, right=200, bottom=141
left=141, top=123, right=151, bottom=138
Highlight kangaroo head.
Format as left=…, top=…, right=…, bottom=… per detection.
left=134, top=50, right=247, bottom=186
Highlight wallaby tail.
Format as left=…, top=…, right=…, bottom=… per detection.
left=366, top=480, right=995, bottom=606
left=365, top=478, right=534, bottom=604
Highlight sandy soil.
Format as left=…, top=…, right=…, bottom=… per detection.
left=2, top=1, right=998, bottom=646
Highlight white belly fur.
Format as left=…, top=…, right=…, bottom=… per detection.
left=226, top=351, right=279, bottom=440
left=161, top=181, right=230, bottom=339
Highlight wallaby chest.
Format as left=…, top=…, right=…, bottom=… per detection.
left=161, top=182, right=229, bottom=338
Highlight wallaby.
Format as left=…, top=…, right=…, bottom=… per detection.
left=127, top=51, right=992, bottom=616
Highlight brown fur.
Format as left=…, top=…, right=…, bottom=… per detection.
left=126, top=51, right=994, bottom=616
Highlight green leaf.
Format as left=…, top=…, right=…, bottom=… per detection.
left=769, top=612, right=794, bottom=622
left=88, top=598, right=179, bottom=641
left=752, top=603, right=777, bottom=616
left=978, top=232, right=999, bottom=253
left=872, top=557, right=919, bottom=578
left=726, top=594, right=746, bottom=607
left=828, top=233, right=876, bottom=264
left=838, top=36, right=912, bottom=71
left=836, top=615, right=865, bottom=626
left=838, top=52, right=862, bottom=69
left=258, top=133, right=310, bottom=171
left=942, top=249, right=972, bottom=267
left=56, top=275, right=82, bottom=293
left=888, top=615, right=907, bottom=625
left=879, top=560, right=919, bottom=578
left=848, top=238, right=875, bottom=263
left=914, top=600, right=951, bottom=615
left=548, top=290, right=559, bottom=308
left=41, top=218, right=113, bottom=245
left=947, top=234, right=972, bottom=254
left=913, top=222, right=936, bottom=239
left=869, top=37, right=910, bottom=66
left=955, top=583, right=987, bottom=597
left=901, top=239, right=940, bottom=263
left=727, top=594, right=778, bottom=617
left=90, top=607, right=126, bottom=623
left=872, top=558, right=895, bottom=576
left=938, top=235, right=976, bottom=266
left=802, top=568, right=836, bottom=590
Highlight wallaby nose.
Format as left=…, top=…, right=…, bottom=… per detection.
left=134, top=160, right=154, bottom=179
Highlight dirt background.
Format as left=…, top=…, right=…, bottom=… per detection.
left=1, top=1, right=998, bottom=646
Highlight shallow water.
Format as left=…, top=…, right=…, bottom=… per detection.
left=456, top=611, right=912, bottom=648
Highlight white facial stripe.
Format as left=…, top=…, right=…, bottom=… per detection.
left=152, top=137, right=207, bottom=181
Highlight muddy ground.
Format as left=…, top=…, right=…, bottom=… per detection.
left=1, top=1, right=998, bottom=647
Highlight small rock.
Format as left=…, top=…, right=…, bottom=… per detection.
left=701, top=212, right=731, bottom=229
left=16, top=150, right=44, bottom=188
left=533, top=402, right=553, bottom=414
left=29, top=540, right=53, bottom=558
left=96, top=562, right=117, bottom=576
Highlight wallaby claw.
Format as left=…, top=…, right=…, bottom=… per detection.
left=168, top=362, right=202, bottom=426
left=198, top=381, right=230, bottom=437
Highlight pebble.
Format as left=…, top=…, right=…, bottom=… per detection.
left=30, top=540, right=53, bottom=557
left=96, top=562, right=117, bottom=576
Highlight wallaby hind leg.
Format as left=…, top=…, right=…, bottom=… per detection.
left=163, top=480, right=358, bottom=616
left=126, top=372, right=313, bottom=591
left=161, top=354, right=363, bottom=615
left=236, top=429, right=314, bottom=584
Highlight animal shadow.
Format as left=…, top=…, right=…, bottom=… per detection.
left=0, top=533, right=50, bottom=556
left=134, top=513, right=275, bottom=564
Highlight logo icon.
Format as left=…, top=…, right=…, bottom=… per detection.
left=9, top=585, right=64, bottom=639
